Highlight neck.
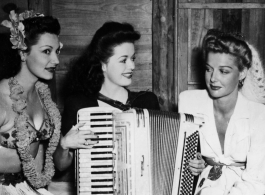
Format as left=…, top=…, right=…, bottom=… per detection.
left=100, top=83, right=127, bottom=103
left=15, top=64, right=38, bottom=97
left=213, top=90, right=238, bottom=118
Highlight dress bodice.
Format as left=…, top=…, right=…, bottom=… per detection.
left=0, top=113, right=54, bottom=148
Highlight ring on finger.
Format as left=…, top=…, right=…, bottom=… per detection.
left=84, top=139, right=89, bottom=146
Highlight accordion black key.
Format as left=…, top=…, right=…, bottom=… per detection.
left=76, top=107, right=204, bottom=195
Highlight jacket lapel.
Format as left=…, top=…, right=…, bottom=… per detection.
left=224, top=93, right=250, bottom=155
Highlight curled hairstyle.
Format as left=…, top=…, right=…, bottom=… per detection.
left=0, top=15, right=60, bottom=80
left=67, top=21, right=141, bottom=96
left=202, top=29, right=252, bottom=72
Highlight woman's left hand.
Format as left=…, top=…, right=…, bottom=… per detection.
left=188, top=153, right=207, bottom=176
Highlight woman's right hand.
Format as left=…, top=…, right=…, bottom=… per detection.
left=60, top=123, right=98, bottom=150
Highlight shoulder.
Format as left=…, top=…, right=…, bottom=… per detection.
left=0, top=98, right=7, bottom=127
left=178, top=90, right=210, bottom=113
left=247, top=99, right=265, bottom=122
left=0, top=80, right=11, bottom=127
left=246, top=101, right=265, bottom=144
left=135, top=91, right=158, bottom=100
left=130, top=90, right=160, bottom=110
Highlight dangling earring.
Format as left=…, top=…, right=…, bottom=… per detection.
left=19, top=51, right=26, bottom=62
left=239, top=79, right=244, bottom=87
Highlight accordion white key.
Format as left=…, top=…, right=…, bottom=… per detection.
left=76, top=107, right=204, bottom=195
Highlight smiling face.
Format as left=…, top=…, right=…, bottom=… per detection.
left=205, top=52, right=247, bottom=99
left=23, top=33, right=60, bottom=80
left=102, top=42, right=136, bottom=87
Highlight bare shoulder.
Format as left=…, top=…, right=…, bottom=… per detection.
left=0, top=79, right=12, bottom=128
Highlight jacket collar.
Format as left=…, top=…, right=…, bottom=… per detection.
left=202, top=91, right=249, bottom=120
left=201, top=91, right=250, bottom=156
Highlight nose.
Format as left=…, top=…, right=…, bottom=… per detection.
left=127, top=59, right=135, bottom=71
left=51, top=53, right=59, bottom=65
left=210, top=70, right=218, bottom=83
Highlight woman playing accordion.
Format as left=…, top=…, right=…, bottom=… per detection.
left=179, top=29, right=265, bottom=195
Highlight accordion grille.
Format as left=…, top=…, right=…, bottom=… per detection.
left=149, top=110, right=180, bottom=195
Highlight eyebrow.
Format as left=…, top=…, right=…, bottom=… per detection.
left=40, top=45, right=61, bottom=50
left=118, top=55, right=128, bottom=59
left=205, top=63, right=233, bottom=69
left=118, top=53, right=136, bottom=59
left=40, top=45, right=52, bottom=49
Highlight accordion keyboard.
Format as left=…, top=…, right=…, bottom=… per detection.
left=76, top=108, right=205, bottom=195
left=76, top=107, right=120, bottom=195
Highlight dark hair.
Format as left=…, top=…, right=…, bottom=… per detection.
left=66, top=21, right=141, bottom=96
left=0, top=14, right=60, bottom=80
left=202, top=29, right=252, bottom=72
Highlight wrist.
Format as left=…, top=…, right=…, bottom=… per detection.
left=60, top=137, right=69, bottom=150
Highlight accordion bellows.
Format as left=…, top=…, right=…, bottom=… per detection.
left=76, top=107, right=204, bottom=195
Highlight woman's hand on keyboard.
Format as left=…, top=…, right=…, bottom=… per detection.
left=60, top=123, right=98, bottom=149
left=188, top=153, right=207, bottom=176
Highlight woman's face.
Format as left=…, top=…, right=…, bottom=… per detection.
left=24, top=33, right=60, bottom=80
left=205, top=52, right=246, bottom=99
left=102, top=42, right=135, bottom=87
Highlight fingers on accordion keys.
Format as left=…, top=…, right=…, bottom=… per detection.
left=196, top=152, right=202, bottom=160
left=84, top=139, right=89, bottom=146
left=204, top=161, right=208, bottom=168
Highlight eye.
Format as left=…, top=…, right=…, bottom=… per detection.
left=205, top=66, right=212, bottom=72
left=220, top=69, right=229, bottom=74
left=131, top=56, right=136, bottom=62
left=120, top=58, right=127, bottom=63
left=43, top=49, right=51, bottom=55
left=56, top=49, right=61, bottom=55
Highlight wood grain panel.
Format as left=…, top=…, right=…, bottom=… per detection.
left=53, top=0, right=152, bottom=36
left=153, top=0, right=175, bottom=111
left=177, top=9, right=189, bottom=94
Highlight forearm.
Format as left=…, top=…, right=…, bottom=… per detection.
left=53, top=138, right=74, bottom=171
left=228, top=180, right=265, bottom=195
left=0, top=146, right=21, bottom=173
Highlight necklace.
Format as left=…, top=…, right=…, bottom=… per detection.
left=8, top=77, right=61, bottom=188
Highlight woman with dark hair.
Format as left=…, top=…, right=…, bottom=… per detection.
left=0, top=10, right=63, bottom=194
left=51, top=21, right=160, bottom=194
left=179, top=29, right=265, bottom=195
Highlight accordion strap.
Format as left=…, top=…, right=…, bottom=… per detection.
left=97, top=93, right=131, bottom=111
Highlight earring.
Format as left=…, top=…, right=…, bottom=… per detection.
left=239, top=79, right=244, bottom=87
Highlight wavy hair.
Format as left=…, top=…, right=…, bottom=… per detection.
left=0, top=14, right=60, bottom=80
left=202, top=29, right=252, bottom=72
left=66, top=21, right=141, bottom=96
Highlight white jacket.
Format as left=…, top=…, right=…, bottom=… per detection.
left=179, top=90, right=265, bottom=195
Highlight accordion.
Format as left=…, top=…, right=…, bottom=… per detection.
left=76, top=107, right=204, bottom=195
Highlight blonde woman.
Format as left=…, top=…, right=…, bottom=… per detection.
left=179, top=29, right=265, bottom=195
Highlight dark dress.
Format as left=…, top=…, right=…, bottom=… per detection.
left=53, top=90, right=160, bottom=182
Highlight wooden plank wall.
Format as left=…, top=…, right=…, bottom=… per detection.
left=153, top=0, right=175, bottom=111
left=52, top=0, right=153, bottom=111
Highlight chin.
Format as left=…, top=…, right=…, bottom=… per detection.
left=39, top=74, right=54, bottom=81
left=207, top=89, right=223, bottom=99
left=120, top=80, right=132, bottom=87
